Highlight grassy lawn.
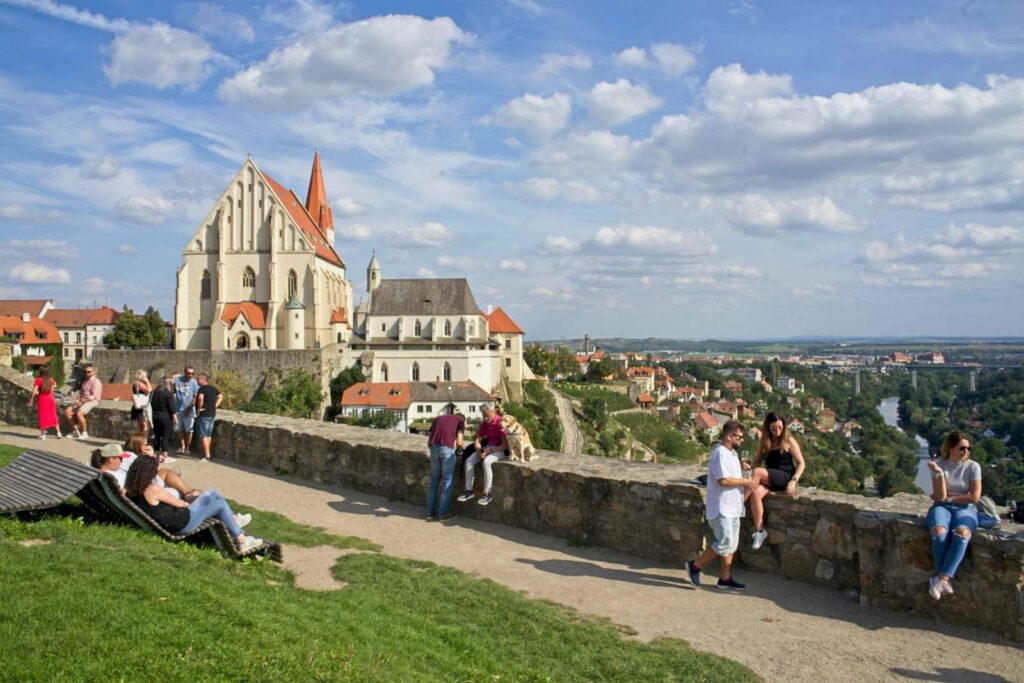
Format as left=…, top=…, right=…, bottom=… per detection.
left=555, top=383, right=637, bottom=412
left=0, top=444, right=24, bottom=468
left=0, top=446, right=756, bottom=682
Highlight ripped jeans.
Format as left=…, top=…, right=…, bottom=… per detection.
left=926, top=503, right=977, bottom=578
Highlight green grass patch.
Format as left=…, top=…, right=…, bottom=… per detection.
left=0, top=444, right=24, bottom=468
left=555, top=383, right=636, bottom=412
left=228, top=502, right=380, bottom=552
left=0, top=495, right=754, bottom=681
left=615, top=414, right=702, bottom=464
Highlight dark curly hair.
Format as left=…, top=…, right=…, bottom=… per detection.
left=124, top=454, right=159, bottom=498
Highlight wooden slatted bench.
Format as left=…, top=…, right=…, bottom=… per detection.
left=0, top=449, right=282, bottom=563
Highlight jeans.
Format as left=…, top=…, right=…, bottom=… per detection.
left=926, top=503, right=978, bottom=578
left=427, top=445, right=457, bottom=516
left=464, top=450, right=508, bottom=494
left=178, top=489, right=242, bottom=537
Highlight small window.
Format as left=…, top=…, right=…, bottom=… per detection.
left=411, top=362, right=420, bottom=381
left=294, top=333, right=299, bottom=339
left=242, top=267, right=255, bottom=287
left=505, top=339, right=511, bottom=350
left=426, top=405, right=433, bottom=414
left=237, top=198, right=242, bottom=208
left=381, top=323, right=386, bottom=332
left=63, top=347, right=69, bottom=357
left=444, top=320, right=452, bottom=336
left=470, top=405, right=477, bottom=413
left=63, top=332, right=68, bottom=343
left=414, top=319, right=422, bottom=336
left=76, top=332, right=81, bottom=343
left=417, top=405, right=424, bottom=414
left=443, top=362, right=452, bottom=381
left=505, top=358, right=512, bottom=367
left=337, top=333, right=343, bottom=343
left=294, top=313, right=299, bottom=320
left=288, top=269, right=297, bottom=298
left=201, top=270, right=211, bottom=300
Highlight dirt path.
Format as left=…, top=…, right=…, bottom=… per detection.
left=3, top=427, right=1020, bottom=683
left=550, top=388, right=583, bottom=455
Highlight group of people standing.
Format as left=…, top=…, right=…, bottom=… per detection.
left=26, top=364, right=223, bottom=462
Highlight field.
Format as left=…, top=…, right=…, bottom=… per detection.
left=555, top=383, right=637, bottom=412
left=0, top=445, right=753, bottom=682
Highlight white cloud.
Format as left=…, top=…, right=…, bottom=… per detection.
left=536, top=53, right=592, bottom=79
left=943, top=223, right=1024, bottom=249
left=4, top=0, right=129, bottom=32
left=0, top=203, right=30, bottom=220
left=672, top=264, right=761, bottom=287
left=2, top=239, right=78, bottom=260
left=436, top=254, right=474, bottom=269
left=8, top=261, right=71, bottom=284
left=192, top=3, right=255, bottom=44
left=115, top=195, right=175, bottom=224
left=541, top=235, right=580, bottom=253
left=613, top=43, right=698, bottom=77
left=522, top=177, right=601, bottom=203
left=386, top=221, right=451, bottom=248
left=333, top=197, right=367, bottom=217
left=729, top=1, right=762, bottom=24
left=79, top=156, right=121, bottom=180
left=703, top=63, right=793, bottom=112
left=82, top=277, right=106, bottom=295
left=339, top=223, right=372, bottom=241
left=114, top=244, right=137, bottom=254
left=590, top=224, right=717, bottom=256
left=500, top=258, right=527, bottom=271
left=0, top=202, right=64, bottom=223
left=485, top=92, right=572, bottom=140
left=104, top=23, right=222, bottom=90
left=703, top=194, right=861, bottom=235
left=219, top=15, right=472, bottom=106
left=585, top=79, right=662, bottom=126
left=416, top=267, right=438, bottom=278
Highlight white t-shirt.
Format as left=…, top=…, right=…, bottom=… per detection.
left=938, top=458, right=982, bottom=497
left=706, top=442, right=745, bottom=520
left=110, top=453, right=179, bottom=498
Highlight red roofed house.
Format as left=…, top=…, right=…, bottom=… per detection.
left=637, top=391, right=655, bottom=408
left=339, top=380, right=495, bottom=432
left=175, top=151, right=352, bottom=351
left=817, top=407, right=836, bottom=431
left=44, top=306, right=121, bottom=362
left=694, top=412, right=721, bottom=437
left=0, top=314, right=60, bottom=366
left=0, top=299, right=53, bottom=319
left=484, top=306, right=533, bottom=384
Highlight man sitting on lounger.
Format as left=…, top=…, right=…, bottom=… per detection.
left=90, top=443, right=200, bottom=501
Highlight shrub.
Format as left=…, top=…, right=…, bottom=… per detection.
left=209, top=369, right=249, bottom=410
left=241, top=369, right=323, bottom=419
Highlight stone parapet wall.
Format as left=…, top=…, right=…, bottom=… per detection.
left=1, top=363, right=1021, bottom=641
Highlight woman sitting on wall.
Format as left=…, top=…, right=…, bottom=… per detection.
left=748, top=412, right=805, bottom=550
left=124, top=455, right=263, bottom=553
left=925, top=431, right=982, bottom=600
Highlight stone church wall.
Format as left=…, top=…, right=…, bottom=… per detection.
left=0, top=363, right=1020, bottom=641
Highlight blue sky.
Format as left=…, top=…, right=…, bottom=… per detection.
left=1, top=0, right=1023, bottom=340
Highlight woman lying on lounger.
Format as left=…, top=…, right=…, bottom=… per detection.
left=90, top=442, right=201, bottom=502
left=124, top=456, right=263, bottom=553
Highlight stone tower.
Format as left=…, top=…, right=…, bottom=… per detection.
left=285, top=294, right=305, bottom=350
left=367, top=251, right=381, bottom=294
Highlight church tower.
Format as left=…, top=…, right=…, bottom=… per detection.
left=305, top=149, right=334, bottom=246
left=367, top=251, right=381, bottom=294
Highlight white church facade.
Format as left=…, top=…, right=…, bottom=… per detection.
left=173, top=152, right=530, bottom=397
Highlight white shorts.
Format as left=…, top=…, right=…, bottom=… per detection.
left=708, top=515, right=740, bottom=556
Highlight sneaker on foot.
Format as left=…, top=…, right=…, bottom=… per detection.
left=928, top=575, right=943, bottom=600
left=941, top=581, right=954, bottom=596
left=239, top=536, right=264, bottom=553
left=752, top=528, right=768, bottom=550
left=439, top=513, right=457, bottom=522
left=425, top=514, right=436, bottom=522
left=478, top=493, right=493, bottom=506
left=234, top=513, right=252, bottom=528
left=72, top=428, right=81, bottom=439
left=56, top=433, right=63, bottom=439
left=38, top=435, right=46, bottom=440
left=79, top=432, right=89, bottom=439
left=716, top=577, right=747, bottom=590
left=686, top=560, right=701, bottom=587
left=457, top=491, right=475, bottom=502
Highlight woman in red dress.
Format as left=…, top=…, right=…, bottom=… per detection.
left=27, top=366, right=62, bottom=440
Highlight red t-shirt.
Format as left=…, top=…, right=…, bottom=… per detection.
left=428, top=414, right=465, bottom=448
left=476, top=414, right=507, bottom=447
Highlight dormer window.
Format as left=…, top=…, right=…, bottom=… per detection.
left=359, top=388, right=370, bottom=396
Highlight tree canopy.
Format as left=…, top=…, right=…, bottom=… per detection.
left=104, top=306, right=168, bottom=349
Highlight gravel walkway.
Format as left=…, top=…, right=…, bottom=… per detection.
left=2, top=427, right=1020, bottom=682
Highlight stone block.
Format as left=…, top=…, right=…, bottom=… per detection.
left=811, top=517, right=855, bottom=560
left=815, top=559, right=835, bottom=582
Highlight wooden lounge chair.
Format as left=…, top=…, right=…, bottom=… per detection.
left=0, top=449, right=282, bottom=562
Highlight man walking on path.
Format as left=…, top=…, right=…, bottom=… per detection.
left=426, top=407, right=465, bottom=521
left=687, top=420, right=758, bottom=590
left=174, top=367, right=199, bottom=454
left=195, top=373, right=222, bottom=462
left=65, top=364, right=102, bottom=439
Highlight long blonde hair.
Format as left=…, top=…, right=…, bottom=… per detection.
left=756, top=411, right=790, bottom=459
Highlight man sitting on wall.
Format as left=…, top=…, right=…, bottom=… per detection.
left=458, top=405, right=509, bottom=507
left=64, top=364, right=102, bottom=439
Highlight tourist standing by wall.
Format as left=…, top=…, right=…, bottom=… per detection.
left=150, top=376, right=177, bottom=459
left=687, top=420, right=757, bottom=590
left=426, top=408, right=465, bottom=521
left=194, top=372, right=222, bottom=462
left=130, top=369, right=152, bottom=438
left=174, top=366, right=199, bottom=454
left=27, top=366, right=61, bottom=439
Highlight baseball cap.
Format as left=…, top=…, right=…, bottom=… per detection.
left=100, top=443, right=128, bottom=459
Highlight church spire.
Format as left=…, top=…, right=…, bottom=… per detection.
left=305, top=149, right=334, bottom=239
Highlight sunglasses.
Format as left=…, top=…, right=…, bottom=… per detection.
left=959, top=446, right=971, bottom=452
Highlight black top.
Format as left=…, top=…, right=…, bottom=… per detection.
left=150, top=388, right=177, bottom=420
left=765, top=447, right=796, bottom=475
left=197, top=385, right=219, bottom=418
left=129, top=494, right=190, bottom=532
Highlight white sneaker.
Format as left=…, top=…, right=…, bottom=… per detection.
left=752, top=528, right=768, bottom=550
left=928, top=575, right=943, bottom=600
left=72, top=428, right=81, bottom=439
left=38, top=435, right=46, bottom=440
left=941, top=581, right=954, bottom=596
left=239, top=536, right=264, bottom=552
left=79, top=432, right=89, bottom=439
left=234, top=513, right=252, bottom=528
left=56, top=432, right=63, bottom=439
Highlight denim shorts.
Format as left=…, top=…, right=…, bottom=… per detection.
left=196, top=416, right=215, bottom=438
left=708, top=515, right=741, bottom=556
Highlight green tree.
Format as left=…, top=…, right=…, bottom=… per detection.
left=581, top=396, right=608, bottom=430
left=524, top=345, right=551, bottom=376
left=330, top=365, right=367, bottom=405
left=242, top=369, right=324, bottom=419
left=586, top=358, right=617, bottom=382
left=209, top=370, right=249, bottom=410
left=351, top=411, right=401, bottom=430
left=105, top=306, right=168, bottom=349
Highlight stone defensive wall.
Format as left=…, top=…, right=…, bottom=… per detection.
left=1, top=364, right=1021, bottom=641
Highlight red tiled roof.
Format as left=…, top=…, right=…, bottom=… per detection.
left=304, top=150, right=334, bottom=232
left=45, top=306, right=121, bottom=328
left=330, top=307, right=348, bottom=324
left=87, top=306, right=120, bottom=325
left=627, top=367, right=655, bottom=377
left=220, top=302, right=269, bottom=329
left=0, top=315, right=60, bottom=344
left=0, top=299, right=49, bottom=318
left=24, top=356, right=52, bottom=366
left=485, top=306, right=523, bottom=334
left=340, top=382, right=412, bottom=411
left=262, top=172, right=344, bottom=269
left=638, top=392, right=654, bottom=403
left=694, top=412, right=719, bottom=430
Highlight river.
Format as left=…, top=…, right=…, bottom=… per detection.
left=877, top=396, right=933, bottom=493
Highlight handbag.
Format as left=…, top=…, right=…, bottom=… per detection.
left=132, top=391, right=150, bottom=410
left=977, top=496, right=1001, bottom=529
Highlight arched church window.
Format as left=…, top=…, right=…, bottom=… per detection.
left=200, top=270, right=211, bottom=300
left=414, top=319, right=422, bottom=336
left=242, top=267, right=255, bottom=288
left=443, top=362, right=452, bottom=382
left=380, top=363, right=389, bottom=382
left=288, top=269, right=298, bottom=299
left=444, top=319, right=452, bottom=336
left=411, top=362, right=420, bottom=381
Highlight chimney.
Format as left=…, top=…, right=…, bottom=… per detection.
left=584, top=334, right=590, bottom=354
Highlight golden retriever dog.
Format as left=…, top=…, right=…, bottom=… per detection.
left=501, top=414, right=536, bottom=462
